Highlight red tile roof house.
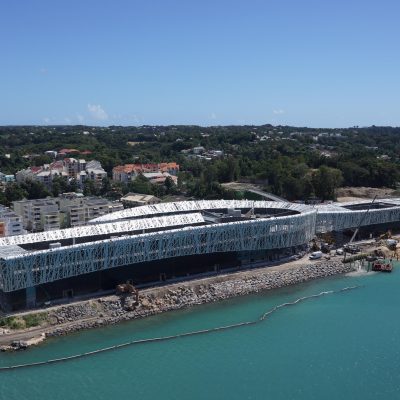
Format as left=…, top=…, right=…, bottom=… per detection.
left=112, top=163, right=179, bottom=183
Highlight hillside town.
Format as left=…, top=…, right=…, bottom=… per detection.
left=0, top=124, right=399, bottom=237
left=0, top=145, right=181, bottom=234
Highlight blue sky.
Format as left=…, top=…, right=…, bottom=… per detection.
left=1, top=0, right=399, bottom=127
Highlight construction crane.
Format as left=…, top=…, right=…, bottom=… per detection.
left=349, top=196, right=377, bottom=244
left=344, top=195, right=377, bottom=259
left=244, top=207, right=254, bottom=218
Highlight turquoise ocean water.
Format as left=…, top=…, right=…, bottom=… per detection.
left=1, top=266, right=400, bottom=400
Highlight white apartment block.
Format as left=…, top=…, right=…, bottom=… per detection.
left=12, top=199, right=61, bottom=232
left=81, top=160, right=107, bottom=188
left=0, top=206, right=26, bottom=237
left=58, top=194, right=123, bottom=227
left=12, top=195, right=123, bottom=231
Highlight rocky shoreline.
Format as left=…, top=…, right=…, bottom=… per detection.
left=1, top=261, right=355, bottom=350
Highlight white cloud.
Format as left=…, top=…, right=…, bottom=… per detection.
left=64, top=117, right=72, bottom=124
left=43, top=117, right=51, bottom=124
left=210, top=112, right=217, bottom=120
left=76, top=114, right=85, bottom=123
left=273, top=109, right=285, bottom=115
left=87, top=103, right=108, bottom=120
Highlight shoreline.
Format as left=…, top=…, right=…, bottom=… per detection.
left=0, top=259, right=355, bottom=350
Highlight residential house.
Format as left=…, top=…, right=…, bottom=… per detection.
left=112, top=163, right=179, bottom=183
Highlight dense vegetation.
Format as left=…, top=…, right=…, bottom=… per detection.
left=0, top=124, right=399, bottom=203
left=0, top=312, right=47, bottom=329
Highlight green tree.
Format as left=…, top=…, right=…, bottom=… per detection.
left=83, top=179, right=98, bottom=196
left=312, top=166, right=343, bottom=200
left=4, top=183, right=28, bottom=205
left=20, top=180, right=51, bottom=200
left=164, top=176, right=176, bottom=194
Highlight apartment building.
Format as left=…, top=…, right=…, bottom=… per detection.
left=15, top=158, right=106, bottom=188
left=59, top=193, right=123, bottom=227
left=12, top=198, right=61, bottom=232
left=0, top=206, right=25, bottom=237
left=82, top=160, right=107, bottom=188
left=12, top=194, right=123, bottom=231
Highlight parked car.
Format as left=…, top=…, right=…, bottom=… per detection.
left=309, top=251, right=323, bottom=260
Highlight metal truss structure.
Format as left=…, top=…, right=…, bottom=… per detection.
left=0, top=213, right=205, bottom=247
left=2, top=199, right=400, bottom=293
left=90, top=200, right=308, bottom=223
left=0, top=204, right=315, bottom=292
left=315, top=199, right=400, bottom=233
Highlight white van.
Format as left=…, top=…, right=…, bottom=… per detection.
left=309, top=251, right=323, bottom=260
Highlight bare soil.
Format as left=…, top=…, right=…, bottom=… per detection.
left=336, top=187, right=397, bottom=202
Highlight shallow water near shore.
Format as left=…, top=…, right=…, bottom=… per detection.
left=1, top=265, right=400, bottom=400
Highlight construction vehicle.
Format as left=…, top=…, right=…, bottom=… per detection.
left=321, top=242, right=333, bottom=253
left=377, top=230, right=392, bottom=241
left=319, top=232, right=335, bottom=245
left=116, top=282, right=137, bottom=294
left=374, top=248, right=385, bottom=258
left=310, top=238, right=320, bottom=252
left=344, top=244, right=361, bottom=254
left=116, top=282, right=139, bottom=306
left=386, top=239, right=398, bottom=251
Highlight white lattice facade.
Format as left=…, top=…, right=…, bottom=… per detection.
left=1, top=199, right=400, bottom=294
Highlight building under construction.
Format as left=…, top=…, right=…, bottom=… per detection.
left=1, top=198, right=400, bottom=310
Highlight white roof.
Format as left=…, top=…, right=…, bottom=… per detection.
left=0, top=212, right=205, bottom=246
left=90, top=200, right=311, bottom=223
left=143, top=172, right=165, bottom=178
left=122, top=193, right=158, bottom=202
left=36, top=171, right=51, bottom=177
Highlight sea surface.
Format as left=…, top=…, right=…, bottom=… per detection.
left=1, top=265, right=400, bottom=400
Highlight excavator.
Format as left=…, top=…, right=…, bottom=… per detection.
left=378, top=230, right=392, bottom=241
left=310, top=238, right=320, bottom=252
left=310, top=232, right=335, bottom=254
left=116, top=282, right=139, bottom=308
left=374, top=230, right=398, bottom=251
